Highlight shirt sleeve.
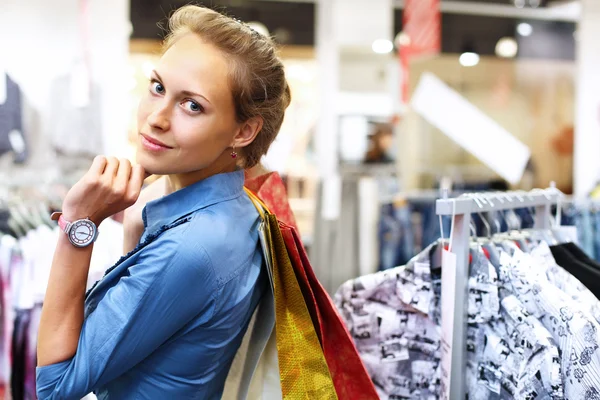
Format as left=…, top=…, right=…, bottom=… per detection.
left=36, top=229, right=218, bottom=400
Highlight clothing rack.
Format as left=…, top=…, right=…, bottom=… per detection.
left=435, top=187, right=561, bottom=400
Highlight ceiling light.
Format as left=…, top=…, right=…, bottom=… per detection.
left=528, top=0, right=540, bottom=8
left=394, top=31, right=411, bottom=48
left=514, top=0, right=525, bottom=8
left=459, top=52, right=480, bottom=67
left=372, top=39, right=394, bottom=54
left=517, top=22, right=533, bottom=36
left=495, top=37, right=518, bottom=58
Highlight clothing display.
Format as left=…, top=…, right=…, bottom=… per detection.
left=548, top=242, right=600, bottom=307
left=378, top=198, right=445, bottom=271
left=0, top=73, right=27, bottom=164
left=47, top=73, right=103, bottom=158
left=336, top=234, right=600, bottom=399
left=0, top=202, right=123, bottom=400
left=560, top=202, right=600, bottom=264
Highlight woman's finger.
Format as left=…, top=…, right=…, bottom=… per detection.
left=103, top=157, right=120, bottom=178
left=114, top=159, right=132, bottom=195
left=87, top=156, right=108, bottom=177
left=126, top=164, right=146, bottom=204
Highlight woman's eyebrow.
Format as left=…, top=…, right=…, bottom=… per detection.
left=153, top=70, right=212, bottom=105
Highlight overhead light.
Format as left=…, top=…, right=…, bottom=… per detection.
left=514, top=0, right=525, bottom=8
left=459, top=52, right=480, bottom=67
left=495, top=37, right=518, bottom=58
left=372, top=39, right=394, bottom=54
left=528, top=0, right=540, bottom=8
left=517, top=22, right=533, bottom=36
left=394, top=31, right=411, bottom=48
left=247, top=21, right=269, bottom=37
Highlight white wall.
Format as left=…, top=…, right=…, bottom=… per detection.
left=0, top=0, right=130, bottom=172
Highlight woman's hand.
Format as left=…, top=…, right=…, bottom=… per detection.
left=62, top=156, right=146, bottom=225
left=122, top=175, right=169, bottom=253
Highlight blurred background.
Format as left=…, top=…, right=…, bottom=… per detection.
left=0, top=0, right=598, bottom=290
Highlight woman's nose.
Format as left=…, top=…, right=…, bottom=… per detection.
left=147, top=103, right=171, bottom=132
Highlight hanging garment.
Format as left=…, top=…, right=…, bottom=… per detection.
left=499, top=248, right=600, bottom=399
left=549, top=243, right=600, bottom=299
left=378, top=202, right=414, bottom=270
left=0, top=74, right=27, bottom=163
left=11, top=309, right=30, bottom=400
left=335, top=246, right=442, bottom=399
left=531, top=242, right=600, bottom=323
left=335, top=244, right=564, bottom=399
left=47, top=74, right=103, bottom=158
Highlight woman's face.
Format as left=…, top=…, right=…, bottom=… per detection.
left=136, top=33, right=239, bottom=176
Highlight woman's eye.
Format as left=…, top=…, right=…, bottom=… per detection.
left=150, top=81, right=165, bottom=95
left=182, top=100, right=202, bottom=113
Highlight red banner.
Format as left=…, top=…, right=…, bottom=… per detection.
left=400, top=0, right=441, bottom=103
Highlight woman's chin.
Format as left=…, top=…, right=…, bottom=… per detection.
left=136, top=152, right=169, bottom=176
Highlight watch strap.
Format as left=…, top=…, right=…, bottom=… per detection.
left=50, top=212, right=70, bottom=233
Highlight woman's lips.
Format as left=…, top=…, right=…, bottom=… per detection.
left=140, top=134, right=172, bottom=152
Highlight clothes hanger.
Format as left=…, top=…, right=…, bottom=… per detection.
left=493, top=192, right=532, bottom=252
left=548, top=186, right=573, bottom=244
left=465, top=193, right=502, bottom=267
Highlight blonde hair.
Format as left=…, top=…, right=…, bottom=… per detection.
left=164, top=5, right=291, bottom=168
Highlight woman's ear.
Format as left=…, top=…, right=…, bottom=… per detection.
left=234, top=116, right=264, bottom=148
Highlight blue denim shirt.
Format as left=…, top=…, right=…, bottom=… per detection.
left=36, top=170, right=266, bottom=400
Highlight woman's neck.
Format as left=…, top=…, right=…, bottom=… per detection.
left=166, top=161, right=237, bottom=192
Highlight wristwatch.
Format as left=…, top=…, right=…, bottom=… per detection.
left=51, top=212, right=99, bottom=248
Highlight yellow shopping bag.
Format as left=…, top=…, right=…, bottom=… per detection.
left=224, top=189, right=337, bottom=399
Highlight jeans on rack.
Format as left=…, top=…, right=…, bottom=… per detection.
left=577, top=208, right=595, bottom=260
left=411, top=201, right=441, bottom=251
left=593, top=210, right=600, bottom=263
left=378, top=203, right=413, bottom=270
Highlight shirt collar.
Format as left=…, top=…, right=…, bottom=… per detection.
left=142, top=169, right=245, bottom=234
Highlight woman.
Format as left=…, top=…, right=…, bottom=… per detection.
left=36, top=5, right=290, bottom=399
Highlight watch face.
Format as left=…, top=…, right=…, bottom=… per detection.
left=69, top=220, right=97, bottom=247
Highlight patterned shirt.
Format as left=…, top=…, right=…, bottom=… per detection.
left=500, top=248, right=600, bottom=399
left=531, top=242, right=600, bottom=324
left=335, top=243, right=565, bottom=399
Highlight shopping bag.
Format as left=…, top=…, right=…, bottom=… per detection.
left=244, top=171, right=299, bottom=232
left=280, top=223, right=379, bottom=399
left=244, top=171, right=378, bottom=399
left=224, top=189, right=337, bottom=399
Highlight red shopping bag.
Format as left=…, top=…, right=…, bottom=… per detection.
left=244, top=171, right=299, bottom=232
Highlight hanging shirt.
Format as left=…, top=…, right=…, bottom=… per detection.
left=549, top=243, right=600, bottom=299
left=0, top=73, right=27, bottom=163
left=335, top=243, right=564, bottom=399
left=36, top=170, right=267, bottom=400
left=500, top=248, right=600, bottom=399
left=46, top=74, right=103, bottom=158
left=531, top=242, right=600, bottom=324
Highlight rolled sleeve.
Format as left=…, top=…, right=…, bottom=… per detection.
left=36, top=232, right=218, bottom=400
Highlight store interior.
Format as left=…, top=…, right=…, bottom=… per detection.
left=2, top=0, right=600, bottom=398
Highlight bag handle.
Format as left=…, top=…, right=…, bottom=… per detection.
left=244, top=187, right=271, bottom=219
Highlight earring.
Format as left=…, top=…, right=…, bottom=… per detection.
left=231, top=147, right=238, bottom=159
